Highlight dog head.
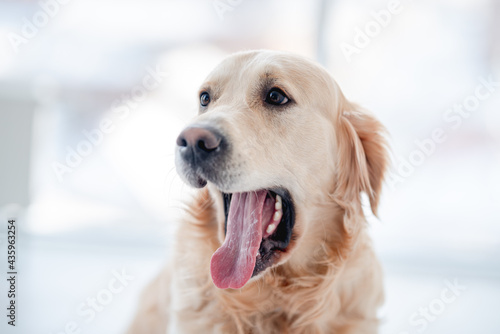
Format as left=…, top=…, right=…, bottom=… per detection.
left=175, top=50, right=388, bottom=289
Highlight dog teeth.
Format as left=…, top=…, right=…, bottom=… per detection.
left=256, top=250, right=260, bottom=257
left=275, top=195, right=282, bottom=210
left=264, top=195, right=283, bottom=237
left=266, top=223, right=276, bottom=234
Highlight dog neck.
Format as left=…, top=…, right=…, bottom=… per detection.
left=174, top=188, right=369, bottom=331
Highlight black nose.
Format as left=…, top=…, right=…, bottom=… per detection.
left=176, top=126, right=223, bottom=164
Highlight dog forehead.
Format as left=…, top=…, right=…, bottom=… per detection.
left=203, top=52, right=279, bottom=87
left=202, top=52, right=328, bottom=95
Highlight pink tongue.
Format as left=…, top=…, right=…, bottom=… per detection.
left=210, top=190, right=268, bottom=289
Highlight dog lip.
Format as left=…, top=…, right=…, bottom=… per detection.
left=196, top=175, right=207, bottom=188
left=180, top=169, right=208, bottom=188
left=221, top=188, right=296, bottom=279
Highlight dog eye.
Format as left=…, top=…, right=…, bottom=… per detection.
left=265, top=88, right=289, bottom=105
left=200, top=92, right=210, bottom=107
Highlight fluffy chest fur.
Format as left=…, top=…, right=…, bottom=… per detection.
left=168, top=189, right=383, bottom=334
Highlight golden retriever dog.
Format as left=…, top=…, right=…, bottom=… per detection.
left=127, top=50, right=389, bottom=334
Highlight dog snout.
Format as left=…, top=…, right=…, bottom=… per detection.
left=176, top=126, right=224, bottom=164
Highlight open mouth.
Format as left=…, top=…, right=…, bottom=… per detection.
left=210, top=189, right=295, bottom=289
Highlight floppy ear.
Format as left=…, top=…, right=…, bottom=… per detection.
left=334, top=103, right=389, bottom=216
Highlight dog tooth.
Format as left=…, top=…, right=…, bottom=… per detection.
left=275, top=195, right=282, bottom=209
left=266, top=223, right=276, bottom=234
left=273, top=211, right=282, bottom=222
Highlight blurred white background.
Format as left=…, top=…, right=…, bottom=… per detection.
left=0, top=0, right=499, bottom=333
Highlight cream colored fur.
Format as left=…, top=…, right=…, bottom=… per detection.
left=127, top=50, right=389, bottom=334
